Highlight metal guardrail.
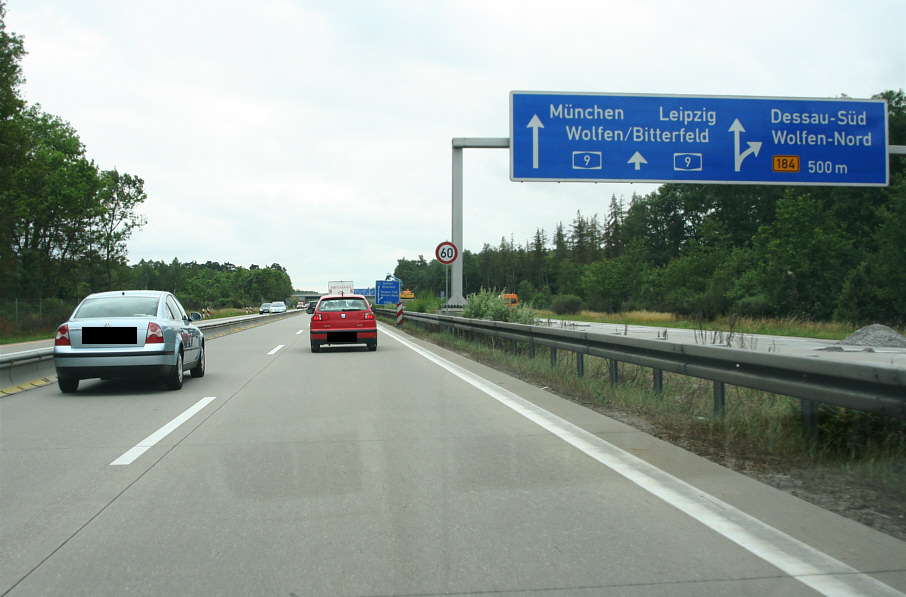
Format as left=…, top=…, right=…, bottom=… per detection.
left=0, top=310, right=303, bottom=390
left=377, top=309, right=906, bottom=421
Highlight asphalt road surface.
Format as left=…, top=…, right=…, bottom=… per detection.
left=2, top=316, right=905, bottom=596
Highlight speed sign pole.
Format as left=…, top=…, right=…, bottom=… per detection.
left=436, top=241, right=458, bottom=311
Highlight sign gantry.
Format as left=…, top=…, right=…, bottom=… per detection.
left=445, top=91, right=894, bottom=308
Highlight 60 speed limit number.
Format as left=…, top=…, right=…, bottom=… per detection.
left=435, top=241, right=458, bottom=264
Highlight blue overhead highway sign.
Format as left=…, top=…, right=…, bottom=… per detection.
left=510, top=92, right=888, bottom=186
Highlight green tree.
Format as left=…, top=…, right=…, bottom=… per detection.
left=548, top=222, right=570, bottom=294
left=834, top=173, right=906, bottom=326
left=568, top=210, right=602, bottom=266
left=529, top=227, right=549, bottom=290
left=602, top=194, right=625, bottom=258
left=749, top=190, right=855, bottom=319
left=0, top=1, right=27, bottom=289
left=581, top=239, right=651, bottom=312
left=93, top=169, right=147, bottom=288
left=7, top=106, right=101, bottom=297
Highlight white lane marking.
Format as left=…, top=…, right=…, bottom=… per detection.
left=267, top=345, right=285, bottom=355
left=380, top=326, right=903, bottom=597
left=296, top=330, right=304, bottom=335
left=111, top=396, right=217, bottom=466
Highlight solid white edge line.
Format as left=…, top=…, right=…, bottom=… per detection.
left=110, top=396, right=217, bottom=466
left=380, top=325, right=903, bottom=597
left=267, top=344, right=285, bottom=355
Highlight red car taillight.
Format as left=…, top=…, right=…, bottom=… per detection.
left=146, top=322, right=164, bottom=344
left=362, top=312, right=374, bottom=320
left=55, top=324, right=71, bottom=346
left=312, top=313, right=324, bottom=321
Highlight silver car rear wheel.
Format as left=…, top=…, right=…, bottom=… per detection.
left=165, top=351, right=184, bottom=390
left=58, top=376, right=79, bottom=393
left=190, top=344, right=205, bottom=378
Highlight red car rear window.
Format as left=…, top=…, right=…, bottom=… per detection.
left=318, top=298, right=370, bottom=311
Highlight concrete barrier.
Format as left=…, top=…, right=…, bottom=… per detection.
left=0, top=348, right=55, bottom=392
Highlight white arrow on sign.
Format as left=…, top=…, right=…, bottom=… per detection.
left=729, top=119, right=762, bottom=172
left=527, top=115, right=544, bottom=169
left=628, top=151, right=647, bottom=171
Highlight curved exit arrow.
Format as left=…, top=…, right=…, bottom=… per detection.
left=729, top=119, right=762, bottom=172
left=527, top=114, right=544, bottom=169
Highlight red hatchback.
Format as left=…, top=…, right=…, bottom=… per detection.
left=309, top=294, right=377, bottom=352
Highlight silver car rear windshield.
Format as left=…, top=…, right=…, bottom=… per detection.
left=74, top=297, right=160, bottom=318
left=319, top=298, right=369, bottom=311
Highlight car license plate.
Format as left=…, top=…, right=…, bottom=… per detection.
left=82, top=327, right=138, bottom=344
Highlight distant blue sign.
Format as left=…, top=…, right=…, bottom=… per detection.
left=354, top=287, right=375, bottom=297
left=510, top=92, right=889, bottom=186
left=375, top=280, right=400, bottom=305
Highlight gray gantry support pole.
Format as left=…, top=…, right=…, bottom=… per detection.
left=446, top=137, right=510, bottom=309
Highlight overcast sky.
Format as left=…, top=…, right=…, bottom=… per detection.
left=7, top=0, right=905, bottom=293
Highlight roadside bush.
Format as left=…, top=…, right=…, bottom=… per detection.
left=550, top=295, right=584, bottom=315
left=529, top=287, right=552, bottom=310
left=463, top=289, right=536, bottom=323
left=732, top=294, right=773, bottom=317
left=463, top=289, right=509, bottom=321
left=508, top=302, right=537, bottom=325
left=407, top=295, right=444, bottom=313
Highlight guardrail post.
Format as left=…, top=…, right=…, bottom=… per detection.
left=550, top=348, right=557, bottom=367
left=577, top=353, right=584, bottom=377
left=609, top=359, right=619, bottom=385
left=801, top=399, right=819, bottom=442
left=714, top=381, right=726, bottom=416
left=653, top=369, right=663, bottom=395
left=529, top=339, right=536, bottom=359
left=512, top=339, right=517, bottom=356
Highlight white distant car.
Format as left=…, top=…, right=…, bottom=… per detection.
left=270, top=301, right=287, bottom=313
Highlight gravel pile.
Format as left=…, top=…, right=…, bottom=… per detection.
left=837, top=324, right=906, bottom=348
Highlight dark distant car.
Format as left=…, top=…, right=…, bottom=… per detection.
left=53, top=290, right=205, bottom=393
left=309, top=294, right=377, bottom=352
left=259, top=302, right=271, bottom=314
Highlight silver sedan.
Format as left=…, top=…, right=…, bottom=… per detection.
left=53, top=290, right=205, bottom=393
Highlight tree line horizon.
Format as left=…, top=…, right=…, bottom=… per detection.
left=2, top=5, right=903, bottom=325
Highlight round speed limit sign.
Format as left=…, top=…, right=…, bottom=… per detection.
left=435, top=241, right=458, bottom=264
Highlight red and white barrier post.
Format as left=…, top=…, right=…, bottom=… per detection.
left=396, top=301, right=403, bottom=326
